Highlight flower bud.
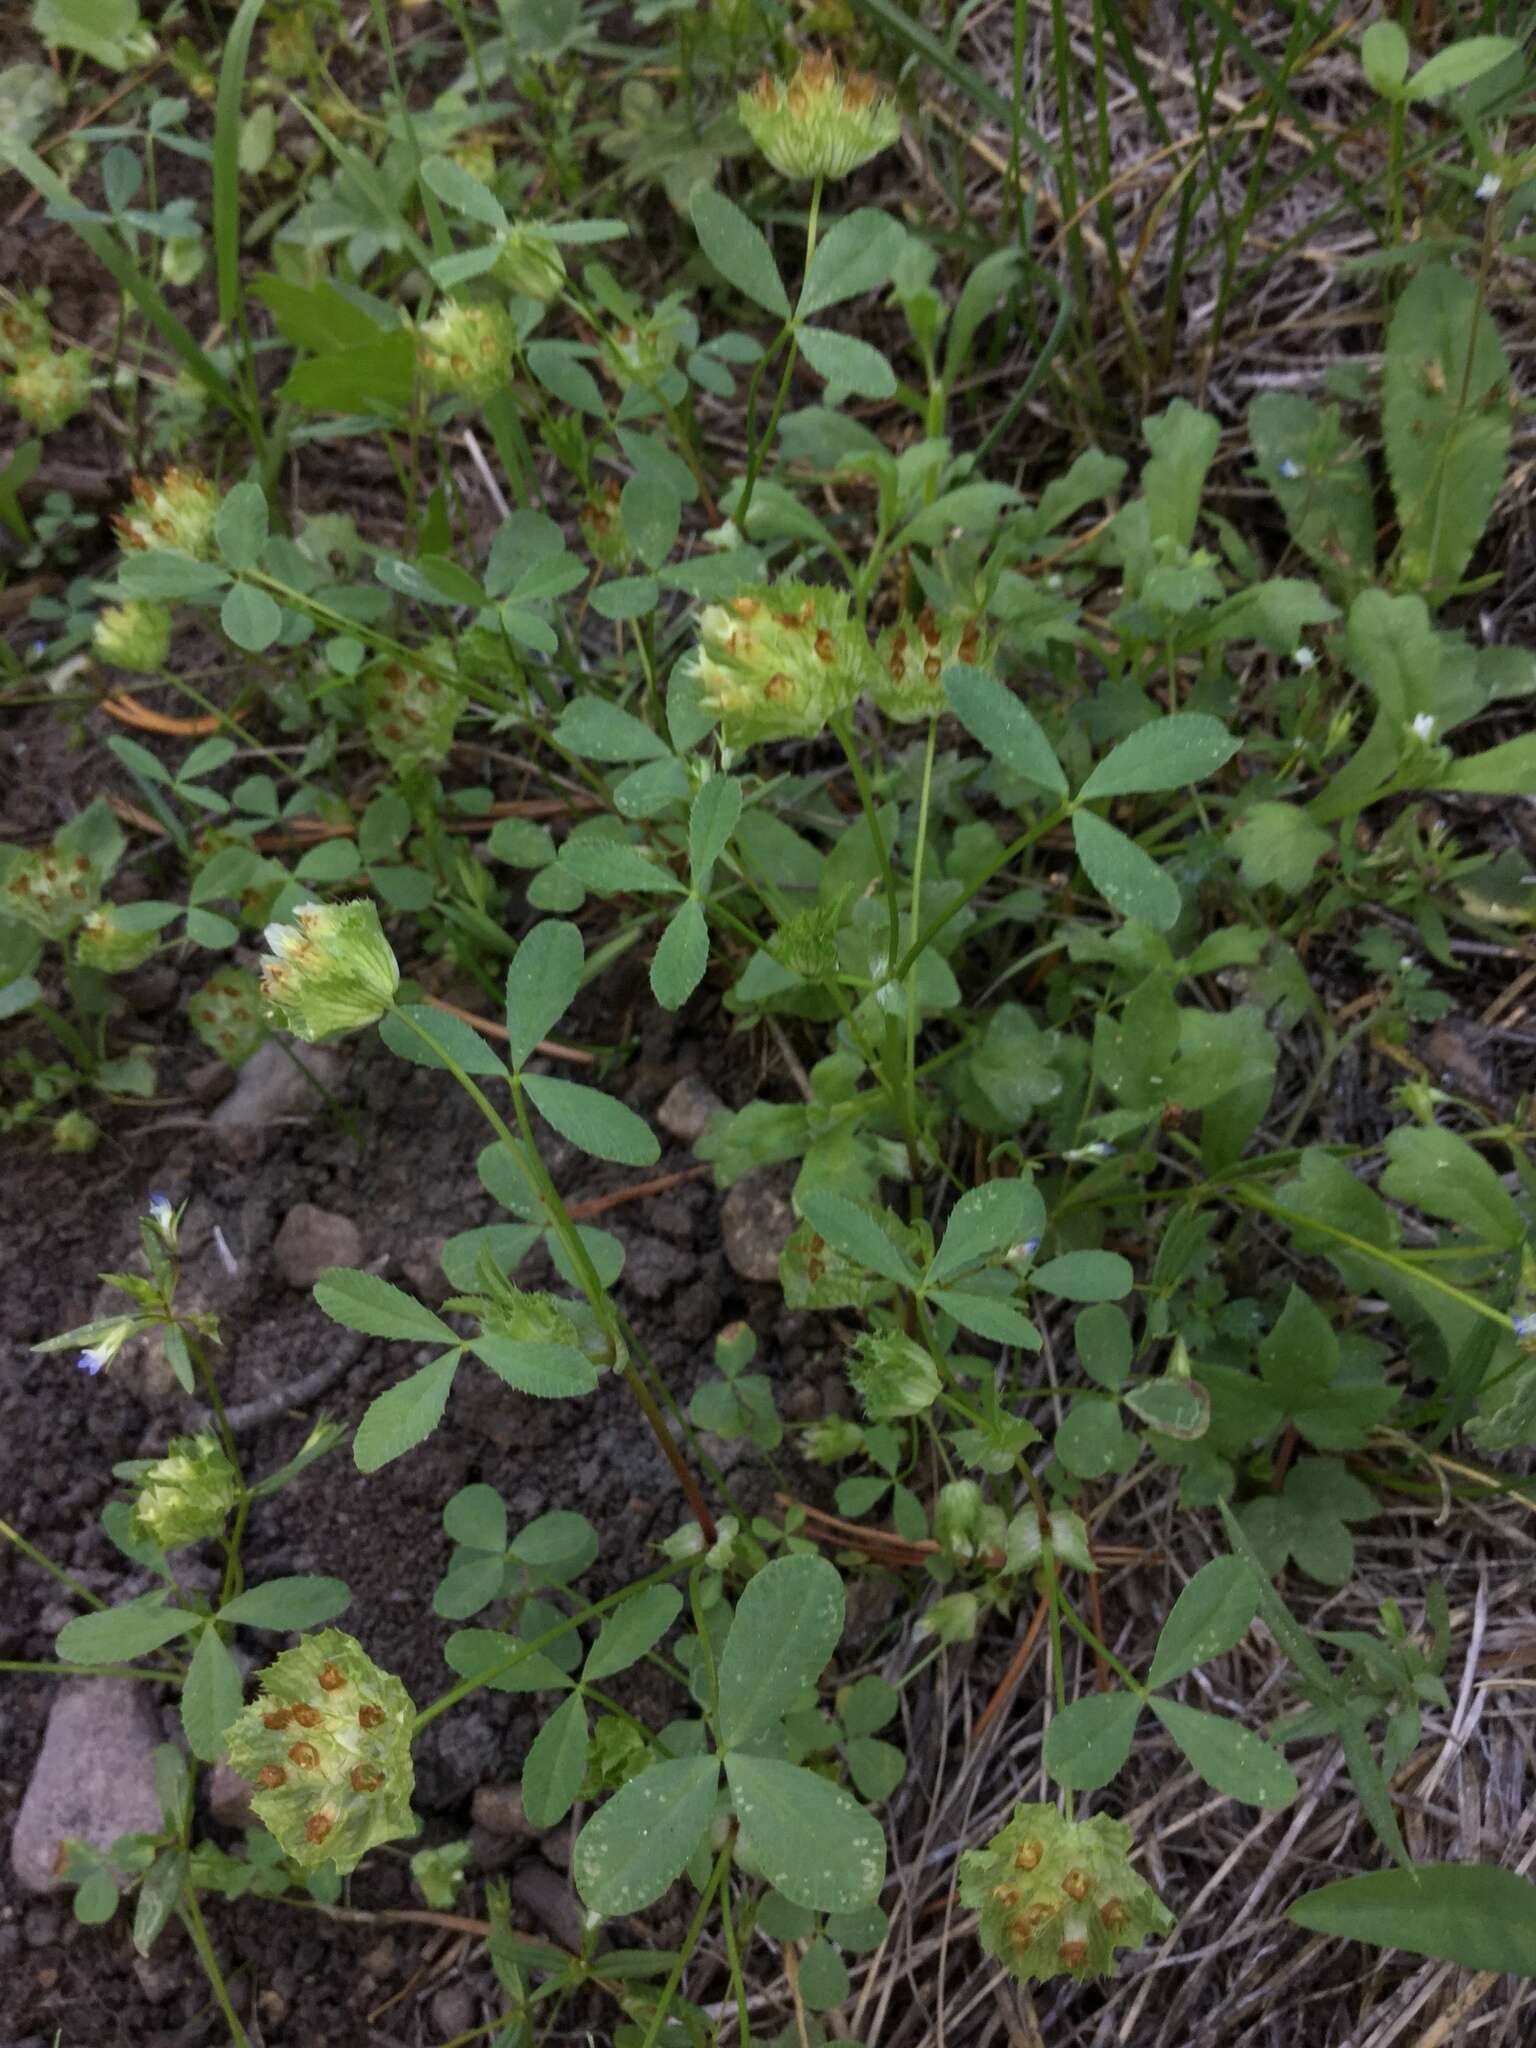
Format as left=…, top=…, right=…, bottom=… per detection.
left=914, top=1591, right=978, bottom=1643
left=739, top=51, right=901, bottom=181
left=189, top=967, right=268, bottom=1067
left=74, top=1317, right=137, bottom=1375
left=770, top=901, right=842, bottom=980
left=92, top=600, right=173, bottom=673
left=5, top=347, right=92, bottom=432
left=803, top=1415, right=864, bottom=1464
left=691, top=581, right=873, bottom=746
left=74, top=907, right=159, bottom=973
left=934, top=1480, right=985, bottom=1560
left=364, top=654, right=463, bottom=769
left=114, top=467, right=221, bottom=558
left=578, top=478, right=631, bottom=571
left=226, top=1629, right=416, bottom=1874
left=416, top=300, right=515, bottom=402
left=847, top=1330, right=940, bottom=1420
left=1007, top=1505, right=1095, bottom=1576
left=492, top=227, right=566, bottom=303
left=871, top=608, right=993, bottom=724
left=958, top=1804, right=1173, bottom=1983
left=51, top=1110, right=100, bottom=1156
left=129, top=1434, right=238, bottom=1551
left=259, top=899, right=400, bottom=1043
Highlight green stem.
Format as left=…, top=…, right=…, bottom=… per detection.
left=0, top=1518, right=107, bottom=1610
left=181, top=1883, right=251, bottom=2048
left=639, top=1839, right=732, bottom=2048
left=734, top=174, right=822, bottom=535
left=893, top=804, right=1072, bottom=981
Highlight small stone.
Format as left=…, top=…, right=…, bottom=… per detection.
left=210, top=1040, right=347, bottom=1160
left=399, top=1234, right=452, bottom=1305
left=539, top=1827, right=571, bottom=1872
left=257, top=1989, right=287, bottom=2028
left=657, top=1073, right=725, bottom=1146
left=206, top=1761, right=256, bottom=1830
left=11, top=1679, right=165, bottom=1894
left=430, top=1984, right=476, bottom=2037
left=272, top=1204, right=363, bottom=1290
left=720, top=1170, right=795, bottom=1283
left=359, top=1939, right=397, bottom=1978
left=23, top=1904, right=60, bottom=1948
left=119, top=965, right=179, bottom=1016
left=511, top=1860, right=587, bottom=1952
left=470, top=1824, right=520, bottom=1875
left=187, top=1058, right=236, bottom=1108
left=134, top=1953, right=183, bottom=2004
left=471, top=1782, right=540, bottom=1838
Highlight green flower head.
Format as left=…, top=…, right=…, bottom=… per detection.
left=0, top=296, right=52, bottom=364
left=492, top=226, right=567, bottom=304
left=259, top=899, right=400, bottom=1043
left=417, top=300, right=515, bottom=402
left=129, top=1434, right=238, bottom=1551
left=1, top=840, right=105, bottom=940
left=364, top=653, right=464, bottom=769
left=75, top=906, right=159, bottom=974
left=93, top=600, right=172, bottom=674
left=871, top=607, right=992, bottom=724
left=692, top=581, right=872, bottom=746
left=6, top=347, right=92, bottom=433
left=51, top=1110, right=100, bottom=1156
left=189, top=967, right=268, bottom=1068
left=958, top=1804, right=1174, bottom=1984
left=225, top=1629, right=416, bottom=1874
left=847, top=1329, right=941, bottom=1420
left=739, top=51, right=901, bottom=182
left=114, top=467, right=221, bottom=559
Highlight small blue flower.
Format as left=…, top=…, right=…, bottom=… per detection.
left=148, top=1193, right=175, bottom=1232
left=77, top=1348, right=109, bottom=1376
left=1476, top=172, right=1501, bottom=202
left=1515, top=1312, right=1536, bottom=1343
left=1294, top=647, right=1317, bottom=672
left=1278, top=458, right=1302, bottom=481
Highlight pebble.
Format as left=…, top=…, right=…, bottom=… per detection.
left=656, top=1074, right=725, bottom=1146
left=469, top=1824, right=520, bottom=1875
left=471, top=1783, right=540, bottom=1838
left=205, top=1760, right=256, bottom=1829
left=11, top=1679, right=165, bottom=1895
left=511, top=1860, right=587, bottom=1952
left=430, top=1984, right=476, bottom=2037
left=272, top=1203, right=363, bottom=1290
left=720, top=1170, right=795, bottom=1283
left=23, top=1905, right=60, bottom=1948
left=209, top=1040, right=347, bottom=1159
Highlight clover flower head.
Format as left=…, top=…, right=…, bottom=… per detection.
left=52, top=1111, right=100, bottom=1156
left=226, top=1629, right=416, bottom=1874
left=3, top=838, right=105, bottom=940
left=847, top=1329, right=940, bottom=1420
left=739, top=50, right=901, bottom=181
left=93, top=600, right=172, bottom=674
left=5, top=347, right=92, bottom=433
left=691, top=580, right=873, bottom=746
left=259, top=898, right=400, bottom=1043
left=871, top=606, right=992, bottom=724
left=130, top=1434, right=238, bottom=1551
left=113, top=467, right=220, bottom=558
left=492, top=227, right=566, bottom=304
left=1476, top=172, right=1501, bottom=202
left=958, top=1804, right=1174, bottom=1984
left=364, top=649, right=464, bottom=769
left=75, top=906, right=159, bottom=974
left=416, top=300, right=515, bottom=402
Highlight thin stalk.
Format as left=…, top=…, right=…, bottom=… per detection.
left=735, top=174, right=822, bottom=534
left=181, top=1883, right=251, bottom=2048
left=0, top=1518, right=107, bottom=1610
left=639, top=1840, right=732, bottom=2048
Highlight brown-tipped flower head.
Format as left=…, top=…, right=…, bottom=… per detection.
left=957, top=1804, right=1173, bottom=1984
left=871, top=607, right=994, bottom=724
left=738, top=51, right=901, bottom=181
left=114, top=467, right=221, bottom=558
left=691, top=580, right=873, bottom=746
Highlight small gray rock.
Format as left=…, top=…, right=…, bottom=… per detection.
left=430, top=1984, right=476, bottom=2037
left=471, top=1782, right=540, bottom=1838
left=720, top=1170, right=795, bottom=1283
left=210, top=1040, right=347, bottom=1159
left=470, top=1824, right=520, bottom=1875
left=206, top=1761, right=256, bottom=1830
left=11, top=1679, right=165, bottom=1894
left=511, top=1860, right=587, bottom=1952
left=272, top=1204, right=363, bottom=1290
left=539, top=1826, right=572, bottom=1872
left=657, top=1074, right=725, bottom=1147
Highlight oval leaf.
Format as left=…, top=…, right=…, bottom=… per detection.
left=1147, top=1557, right=1259, bottom=1690
left=1079, top=714, right=1239, bottom=798
left=717, top=1553, right=846, bottom=1749
left=505, top=920, right=584, bottom=1070
left=1072, top=810, right=1181, bottom=930
left=726, top=1755, right=885, bottom=1912
left=573, top=1754, right=720, bottom=1917
left=522, top=1073, right=660, bottom=1167
left=1043, top=1690, right=1142, bottom=1791
left=1287, top=1862, right=1536, bottom=1973
left=1150, top=1696, right=1298, bottom=1808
